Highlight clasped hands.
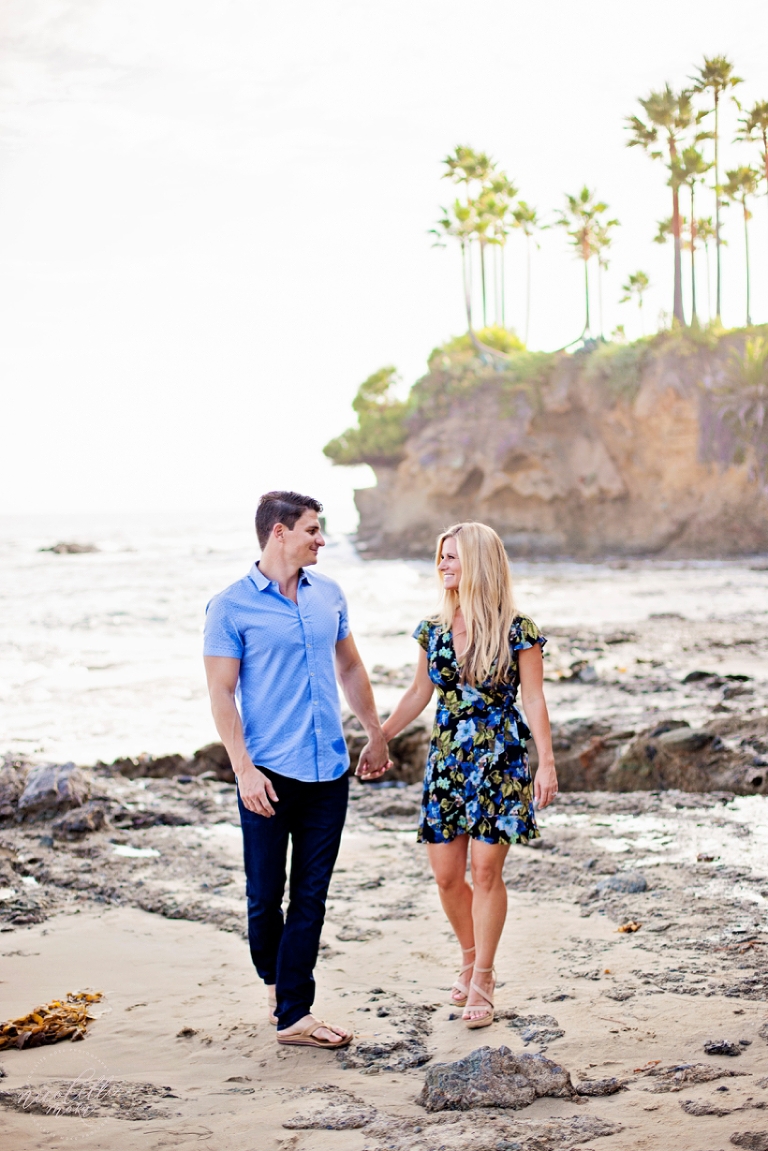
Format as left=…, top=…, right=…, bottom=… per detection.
left=355, top=728, right=391, bottom=782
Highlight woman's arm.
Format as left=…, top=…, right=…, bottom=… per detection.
left=518, top=644, right=558, bottom=808
left=381, top=649, right=435, bottom=741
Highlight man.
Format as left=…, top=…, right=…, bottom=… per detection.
left=204, top=491, right=389, bottom=1049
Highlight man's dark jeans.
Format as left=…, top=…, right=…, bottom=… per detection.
left=237, top=767, right=348, bottom=1030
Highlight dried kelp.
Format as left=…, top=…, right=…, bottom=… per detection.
left=0, top=991, right=103, bottom=1050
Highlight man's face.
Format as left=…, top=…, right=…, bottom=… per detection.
left=283, top=509, right=325, bottom=567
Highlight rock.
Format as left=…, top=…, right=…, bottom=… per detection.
left=16, top=764, right=90, bottom=821
left=0, top=764, right=28, bottom=820
left=416, top=1045, right=574, bottom=1112
left=344, top=337, right=768, bottom=560
left=759, top=1022, right=768, bottom=1043
left=110, top=754, right=190, bottom=780
left=681, top=1098, right=731, bottom=1116
left=189, top=743, right=235, bottom=783
left=657, top=728, right=714, bottom=752
left=506, top=1014, right=565, bottom=1046
left=39, top=542, right=98, bottom=554
left=575, top=1076, right=627, bottom=1096
left=705, top=1040, right=743, bottom=1057
left=595, top=872, right=648, bottom=895
left=338, top=1037, right=430, bottom=1072
left=283, top=1103, right=378, bottom=1129
left=52, top=802, right=106, bottom=838
left=731, top=1134, right=768, bottom=1150
left=642, top=1062, right=747, bottom=1092
left=605, top=719, right=762, bottom=794
left=528, top=717, right=632, bottom=790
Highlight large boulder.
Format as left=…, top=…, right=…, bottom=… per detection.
left=417, top=1045, right=574, bottom=1112
left=189, top=742, right=235, bottom=783
left=605, top=720, right=767, bottom=794
left=16, top=764, right=90, bottom=821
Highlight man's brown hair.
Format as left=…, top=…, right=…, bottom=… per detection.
left=255, top=491, right=323, bottom=549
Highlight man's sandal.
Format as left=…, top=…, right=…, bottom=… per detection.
left=462, top=966, right=495, bottom=1029
left=450, top=945, right=476, bottom=1007
left=276, top=1020, right=353, bottom=1049
left=267, top=987, right=278, bottom=1027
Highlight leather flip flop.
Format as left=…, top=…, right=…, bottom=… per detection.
left=276, top=1020, right=353, bottom=1049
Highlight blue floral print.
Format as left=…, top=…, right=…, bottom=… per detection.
left=414, top=615, right=546, bottom=845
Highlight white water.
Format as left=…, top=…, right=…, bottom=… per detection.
left=1, top=512, right=767, bottom=764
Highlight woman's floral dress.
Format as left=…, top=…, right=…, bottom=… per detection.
left=413, top=615, right=545, bottom=845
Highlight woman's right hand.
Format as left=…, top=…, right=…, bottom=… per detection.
left=533, top=762, right=558, bottom=809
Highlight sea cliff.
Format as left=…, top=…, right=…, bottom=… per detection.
left=328, top=328, right=768, bottom=559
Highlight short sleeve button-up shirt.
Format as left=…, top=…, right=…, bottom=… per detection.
left=204, top=563, right=350, bottom=782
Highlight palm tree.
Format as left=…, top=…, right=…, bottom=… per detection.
left=441, top=147, right=496, bottom=328
left=737, top=101, right=768, bottom=262
left=483, top=174, right=517, bottom=327
left=430, top=199, right=479, bottom=329
left=695, top=216, right=716, bottom=321
left=556, top=187, right=619, bottom=337
left=595, top=225, right=614, bottom=338
left=511, top=201, right=540, bottom=345
left=620, top=271, right=651, bottom=334
left=723, top=166, right=759, bottom=326
left=627, top=85, right=703, bottom=326
left=676, top=146, right=713, bottom=324
left=691, top=56, right=743, bottom=320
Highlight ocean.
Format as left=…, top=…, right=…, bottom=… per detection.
left=1, top=511, right=767, bottom=765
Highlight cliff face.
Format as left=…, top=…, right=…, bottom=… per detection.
left=352, top=334, right=768, bottom=559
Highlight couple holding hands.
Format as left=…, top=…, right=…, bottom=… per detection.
left=204, top=490, right=558, bottom=1051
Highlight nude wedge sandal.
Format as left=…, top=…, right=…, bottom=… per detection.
left=462, top=966, right=495, bottom=1029
left=450, top=945, right=476, bottom=1007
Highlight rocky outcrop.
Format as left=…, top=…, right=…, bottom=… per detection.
left=417, top=1046, right=575, bottom=1111
left=350, top=332, right=768, bottom=559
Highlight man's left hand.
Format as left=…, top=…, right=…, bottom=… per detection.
left=356, top=732, right=390, bottom=780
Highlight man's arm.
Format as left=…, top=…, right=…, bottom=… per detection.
left=334, top=635, right=389, bottom=780
left=203, top=656, right=279, bottom=817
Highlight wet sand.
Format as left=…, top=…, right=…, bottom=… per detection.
left=1, top=781, right=768, bottom=1150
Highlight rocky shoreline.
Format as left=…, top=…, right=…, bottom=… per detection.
left=1, top=606, right=766, bottom=1148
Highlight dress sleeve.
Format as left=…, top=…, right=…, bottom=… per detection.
left=511, top=615, right=547, bottom=653
left=413, top=620, right=431, bottom=652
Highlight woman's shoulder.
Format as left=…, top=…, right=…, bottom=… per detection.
left=413, top=618, right=441, bottom=650
left=510, top=614, right=546, bottom=651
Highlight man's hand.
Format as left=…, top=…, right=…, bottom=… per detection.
left=355, top=730, right=390, bottom=781
left=237, top=762, right=279, bottom=817
left=533, top=762, right=558, bottom=809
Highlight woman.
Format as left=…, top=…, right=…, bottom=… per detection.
left=381, top=522, right=557, bottom=1029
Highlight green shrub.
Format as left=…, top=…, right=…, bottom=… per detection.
left=323, top=367, right=410, bottom=466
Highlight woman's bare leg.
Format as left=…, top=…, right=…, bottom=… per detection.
left=464, top=840, right=509, bottom=1019
left=426, top=837, right=475, bottom=991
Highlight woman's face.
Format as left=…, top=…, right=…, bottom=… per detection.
left=438, top=537, right=462, bottom=590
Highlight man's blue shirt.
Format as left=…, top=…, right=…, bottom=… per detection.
left=204, top=563, right=350, bottom=782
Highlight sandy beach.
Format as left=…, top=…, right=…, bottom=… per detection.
left=1, top=778, right=768, bottom=1150
left=2, top=534, right=768, bottom=1149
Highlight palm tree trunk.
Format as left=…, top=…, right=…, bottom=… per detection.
left=524, top=235, right=531, bottom=346
left=690, top=185, right=698, bottom=324
left=500, top=244, right=506, bottom=329
left=479, top=242, right=487, bottom=328
left=639, top=298, right=644, bottom=336
left=461, top=241, right=473, bottom=330
left=584, top=259, right=591, bottom=335
left=743, top=200, right=752, bottom=326
left=714, top=93, right=722, bottom=320
left=671, top=178, right=685, bottom=325
left=598, top=263, right=604, bottom=338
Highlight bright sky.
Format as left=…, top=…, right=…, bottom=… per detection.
left=1, top=0, right=767, bottom=530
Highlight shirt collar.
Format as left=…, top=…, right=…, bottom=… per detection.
left=249, top=562, right=313, bottom=591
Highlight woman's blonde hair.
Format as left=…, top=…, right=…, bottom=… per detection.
left=435, top=521, right=516, bottom=686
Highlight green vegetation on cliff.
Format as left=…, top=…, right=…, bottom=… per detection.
left=324, top=325, right=768, bottom=476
